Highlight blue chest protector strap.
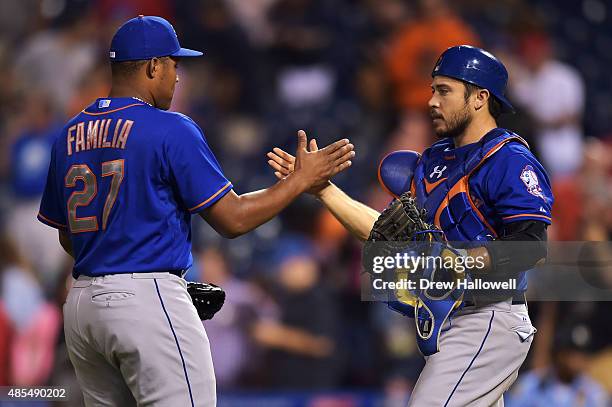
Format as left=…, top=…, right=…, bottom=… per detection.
left=414, top=129, right=529, bottom=241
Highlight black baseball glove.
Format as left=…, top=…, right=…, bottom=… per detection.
left=366, top=191, right=467, bottom=289
left=363, top=192, right=453, bottom=278
left=186, top=282, right=226, bottom=320
left=368, top=192, right=430, bottom=242
left=364, top=192, right=425, bottom=279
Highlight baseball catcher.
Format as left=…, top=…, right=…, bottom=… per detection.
left=268, top=45, right=552, bottom=406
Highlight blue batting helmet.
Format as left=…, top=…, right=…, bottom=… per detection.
left=432, top=45, right=514, bottom=113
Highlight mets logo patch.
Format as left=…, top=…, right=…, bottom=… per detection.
left=520, top=165, right=544, bottom=199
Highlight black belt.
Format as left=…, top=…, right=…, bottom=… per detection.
left=463, top=293, right=526, bottom=308
left=168, top=270, right=185, bottom=278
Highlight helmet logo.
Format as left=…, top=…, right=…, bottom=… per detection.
left=466, top=58, right=480, bottom=69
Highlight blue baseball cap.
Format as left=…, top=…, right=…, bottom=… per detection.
left=110, top=15, right=202, bottom=62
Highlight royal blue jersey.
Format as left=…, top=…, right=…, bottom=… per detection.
left=441, top=138, right=553, bottom=231
left=416, top=132, right=553, bottom=234
left=38, top=97, right=232, bottom=277
left=415, top=130, right=553, bottom=293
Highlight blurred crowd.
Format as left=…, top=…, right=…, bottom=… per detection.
left=0, top=0, right=611, bottom=405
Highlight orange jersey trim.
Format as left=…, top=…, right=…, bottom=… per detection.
left=189, top=182, right=232, bottom=212
left=502, top=213, right=552, bottom=222
left=432, top=138, right=517, bottom=237
left=82, top=103, right=145, bottom=116
left=38, top=212, right=67, bottom=229
left=424, top=177, right=447, bottom=194
left=431, top=136, right=530, bottom=238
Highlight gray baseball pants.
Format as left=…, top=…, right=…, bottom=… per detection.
left=63, top=272, right=216, bottom=406
left=408, top=300, right=536, bottom=407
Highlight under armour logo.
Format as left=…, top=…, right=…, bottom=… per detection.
left=430, top=165, right=447, bottom=179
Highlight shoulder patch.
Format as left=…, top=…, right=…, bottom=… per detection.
left=520, top=165, right=544, bottom=199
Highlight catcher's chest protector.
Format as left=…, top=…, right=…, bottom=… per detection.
left=394, top=129, right=530, bottom=356
left=413, top=129, right=529, bottom=243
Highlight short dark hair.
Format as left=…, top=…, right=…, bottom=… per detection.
left=464, top=82, right=502, bottom=119
left=110, top=60, right=148, bottom=78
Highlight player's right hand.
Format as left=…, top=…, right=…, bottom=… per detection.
left=269, top=130, right=354, bottom=194
left=266, top=141, right=331, bottom=195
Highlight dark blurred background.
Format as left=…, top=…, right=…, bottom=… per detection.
left=0, top=0, right=611, bottom=406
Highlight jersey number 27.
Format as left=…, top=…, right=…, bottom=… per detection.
left=65, top=160, right=124, bottom=233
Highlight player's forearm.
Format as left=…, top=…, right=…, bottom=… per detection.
left=223, top=173, right=309, bottom=237
left=316, top=183, right=379, bottom=241
left=464, top=246, right=491, bottom=273
left=466, top=221, right=548, bottom=275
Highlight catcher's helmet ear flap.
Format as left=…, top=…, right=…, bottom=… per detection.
left=432, top=45, right=514, bottom=113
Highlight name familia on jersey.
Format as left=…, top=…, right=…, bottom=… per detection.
left=38, top=98, right=233, bottom=278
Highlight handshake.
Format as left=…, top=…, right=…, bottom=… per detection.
left=265, top=130, right=354, bottom=195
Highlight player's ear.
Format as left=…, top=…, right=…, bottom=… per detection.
left=474, top=89, right=489, bottom=111
left=147, top=58, right=159, bottom=79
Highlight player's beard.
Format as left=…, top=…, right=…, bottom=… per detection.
left=433, top=104, right=472, bottom=139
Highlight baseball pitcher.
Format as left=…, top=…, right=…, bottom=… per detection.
left=38, top=15, right=354, bottom=407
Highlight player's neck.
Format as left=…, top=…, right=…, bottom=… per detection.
left=108, top=83, right=155, bottom=107
left=454, top=116, right=497, bottom=147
